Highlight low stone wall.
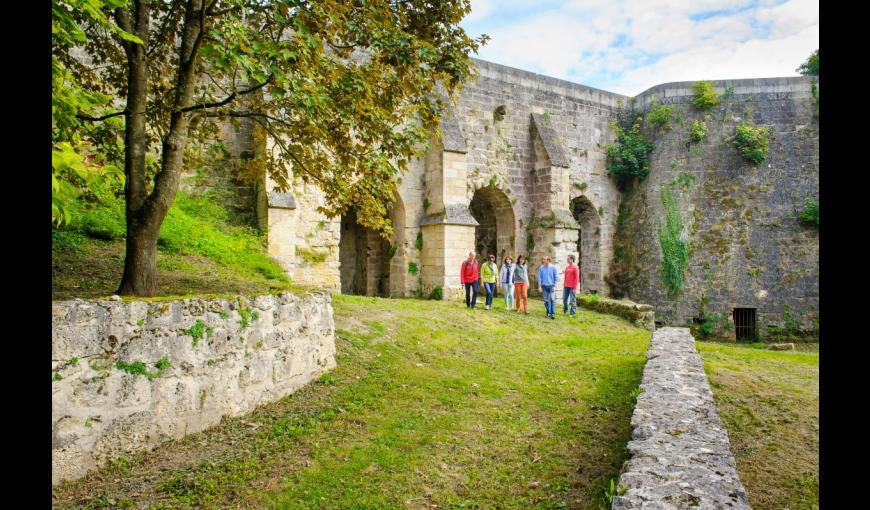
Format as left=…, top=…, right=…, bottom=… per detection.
left=613, top=328, right=750, bottom=509
left=577, top=296, right=655, bottom=331
left=51, top=291, right=336, bottom=484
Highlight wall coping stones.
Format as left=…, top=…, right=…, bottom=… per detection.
left=420, top=203, right=479, bottom=227
left=633, top=76, right=815, bottom=109
left=530, top=113, right=570, bottom=168
left=613, top=327, right=751, bottom=510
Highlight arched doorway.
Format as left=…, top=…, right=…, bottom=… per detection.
left=339, top=208, right=391, bottom=296
left=570, top=196, right=602, bottom=293
left=469, top=186, right=516, bottom=260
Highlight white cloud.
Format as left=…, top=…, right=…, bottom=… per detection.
left=462, top=0, right=819, bottom=96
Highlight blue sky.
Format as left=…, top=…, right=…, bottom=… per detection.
left=459, top=0, right=819, bottom=96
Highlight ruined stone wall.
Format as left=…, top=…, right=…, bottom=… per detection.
left=614, top=327, right=750, bottom=509
left=616, top=77, right=819, bottom=336
left=51, top=292, right=336, bottom=483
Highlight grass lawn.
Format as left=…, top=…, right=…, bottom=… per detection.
left=52, top=295, right=651, bottom=509
left=698, top=342, right=819, bottom=510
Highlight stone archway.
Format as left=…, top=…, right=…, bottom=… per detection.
left=469, top=186, right=516, bottom=261
left=338, top=208, right=391, bottom=296
left=570, top=196, right=603, bottom=293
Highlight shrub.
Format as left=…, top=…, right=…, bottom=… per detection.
left=732, top=122, right=772, bottom=165
left=646, top=100, right=673, bottom=130
left=606, top=117, right=656, bottom=190
left=688, top=119, right=707, bottom=143
left=408, top=262, right=419, bottom=275
left=428, top=286, right=443, bottom=300
left=658, top=187, right=689, bottom=295
left=691, top=81, right=720, bottom=110
left=799, top=199, right=819, bottom=226
left=415, top=232, right=423, bottom=250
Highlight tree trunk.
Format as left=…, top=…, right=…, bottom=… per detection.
left=117, top=0, right=205, bottom=296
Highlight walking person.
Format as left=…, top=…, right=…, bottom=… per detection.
left=563, top=254, right=580, bottom=316
left=514, top=255, right=529, bottom=314
left=480, top=254, right=499, bottom=310
left=499, top=256, right=516, bottom=310
left=460, top=251, right=479, bottom=309
left=537, top=256, right=558, bottom=319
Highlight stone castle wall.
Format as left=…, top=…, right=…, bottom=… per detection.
left=617, top=77, right=819, bottom=336
left=51, top=292, right=336, bottom=483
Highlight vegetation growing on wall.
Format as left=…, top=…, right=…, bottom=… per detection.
left=658, top=187, right=690, bottom=295
left=691, top=81, right=720, bottom=110
left=796, top=49, right=819, bottom=77
left=732, top=121, right=772, bottom=165
left=606, top=112, right=656, bottom=190
left=799, top=199, right=819, bottom=226
left=297, top=247, right=328, bottom=265
left=646, top=100, right=673, bottom=130
left=688, top=119, right=708, bottom=143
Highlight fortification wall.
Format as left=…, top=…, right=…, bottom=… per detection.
left=51, top=292, right=336, bottom=483
left=616, top=77, right=819, bottom=336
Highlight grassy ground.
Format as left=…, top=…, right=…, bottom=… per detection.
left=698, top=342, right=819, bottom=510
left=52, top=295, right=651, bottom=509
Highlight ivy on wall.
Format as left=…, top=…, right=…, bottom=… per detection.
left=658, top=187, right=689, bottom=295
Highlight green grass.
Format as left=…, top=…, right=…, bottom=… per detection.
left=51, top=191, right=305, bottom=301
left=52, top=295, right=651, bottom=509
left=698, top=342, right=819, bottom=510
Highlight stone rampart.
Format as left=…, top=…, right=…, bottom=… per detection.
left=51, top=292, right=336, bottom=483
left=613, top=327, right=750, bottom=509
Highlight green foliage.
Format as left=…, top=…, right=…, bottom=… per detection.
left=297, top=247, right=328, bottom=264
left=606, top=115, right=656, bottom=190
left=53, top=372, right=63, bottom=382
left=68, top=356, right=79, bottom=366
left=154, top=357, right=171, bottom=371
left=692, top=81, right=720, bottom=110
left=646, top=100, right=673, bottom=130
left=694, top=296, right=724, bottom=339
left=658, top=187, right=689, bottom=295
left=811, top=83, right=819, bottom=118
left=796, top=49, right=819, bottom=76
left=573, top=181, right=588, bottom=191
left=219, top=310, right=229, bottom=319
left=422, top=197, right=431, bottom=211
left=115, top=360, right=148, bottom=377
left=526, top=233, right=535, bottom=251
left=388, top=245, right=398, bottom=258
left=733, top=122, right=772, bottom=165
left=493, top=105, right=506, bottom=121
left=407, top=262, right=419, bottom=275
left=428, top=286, right=443, bottom=300
left=671, top=173, right=695, bottom=189
left=188, top=320, right=213, bottom=347
left=723, top=84, right=736, bottom=100
left=626, top=386, right=644, bottom=406
left=415, top=232, right=424, bottom=250
left=239, top=308, right=259, bottom=329
left=688, top=119, right=708, bottom=143
left=602, top=478, right=627, bottom=508
left=799, top=199, right=819, bottom=226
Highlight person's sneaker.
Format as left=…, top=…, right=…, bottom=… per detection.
left=485, top=305, right=490, bottom=310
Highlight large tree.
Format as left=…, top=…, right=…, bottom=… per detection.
left=54, top=0, right=486, bottom=296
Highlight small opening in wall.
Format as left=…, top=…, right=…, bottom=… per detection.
left=493, top=105, right=506, bottom=122
left=654, top=321, right=664, bottom=328
left=733, top=308, right=757, bottom=341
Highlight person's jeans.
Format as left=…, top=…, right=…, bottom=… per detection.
left=484, top=282, right=496, bottom=307
left=504, top=283, right=515, bottom=309
left=563, top=287, right=577, bottom=315
left=541, top=285, right=555, bottom=316
left=465, top=280, right=479, bottom=308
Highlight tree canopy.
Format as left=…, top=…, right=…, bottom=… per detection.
left=52, top=0, right=487, bottom=295
left=796, top=49, right=819, bottom=76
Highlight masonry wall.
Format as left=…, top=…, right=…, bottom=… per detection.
left=51, top=292, right=336, bottom=483
left=616, top=77, right=819, bottom=336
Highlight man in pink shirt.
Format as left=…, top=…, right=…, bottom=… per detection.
left=563, top=254, right=580, bottom=316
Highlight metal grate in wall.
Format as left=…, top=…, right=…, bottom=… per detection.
left=733, top=308, right=757, bottom=341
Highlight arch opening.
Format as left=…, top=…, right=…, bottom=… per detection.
left=570, top=196, right=602, bottom=293
left=469, top=186, right=516, bottom=261
left=339, top=209, right=391, bottom=296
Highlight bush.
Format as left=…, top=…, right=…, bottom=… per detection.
left=799, top=199, right=819, bottom=226
left=606, top=117, right=656, bottom=190
left=428, top=286, right=443, bottom=300
left=732, top=122, right=771, bottom=165
left=691, top=81, right=720, bottom=110
left=688, top=120, right=707, bottom=143
left=646, top=100, right=673, bottom=130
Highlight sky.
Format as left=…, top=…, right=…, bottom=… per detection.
left=459, top=0, right=819, bottom=96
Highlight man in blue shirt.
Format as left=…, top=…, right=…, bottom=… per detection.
left=537, top=256, right=558, bottom=319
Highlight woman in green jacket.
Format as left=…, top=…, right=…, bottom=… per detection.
left=480, top=254, right=499, bottom=310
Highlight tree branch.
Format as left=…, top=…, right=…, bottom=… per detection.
left=177, top=74, right=273, bottom=113
left=76, top=110, right=127, bottom=122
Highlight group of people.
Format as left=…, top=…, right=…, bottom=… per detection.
left=459, top=251, right=581, bottom=319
